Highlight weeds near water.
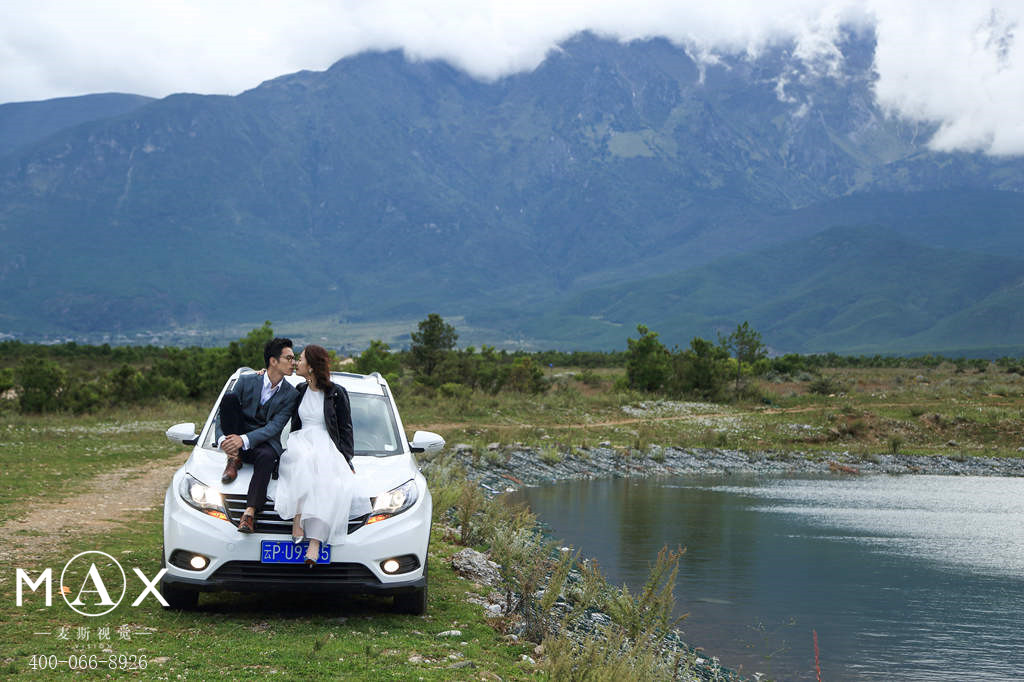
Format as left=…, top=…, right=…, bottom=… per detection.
left=489, top=523, right=577, bottom=642
left=540, top=444, right=563, bottom=465
left=605, top=545, right=687, bottom=646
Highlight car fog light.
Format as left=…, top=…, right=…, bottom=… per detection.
left=379, top=555, right=420, bottom=575
left=169, top=549, right=211, bottom=571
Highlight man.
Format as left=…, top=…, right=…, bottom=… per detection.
left=215, top=337, right=300, bottom=533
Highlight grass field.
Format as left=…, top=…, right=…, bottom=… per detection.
left=0, top=410, right=535, bottom=680
left=2, top=363, right=1022, bottom=679
left=398, top=363, right=1024, bottom=459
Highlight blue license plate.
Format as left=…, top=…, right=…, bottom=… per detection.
left=260, top=540, right=331, bottom=564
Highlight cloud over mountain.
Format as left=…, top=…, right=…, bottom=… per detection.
left=2, top=1, right=1023, bottom=155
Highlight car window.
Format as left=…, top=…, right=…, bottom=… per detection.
left=200, top=386, right=402, bottom=457
left=349, top=392, right=402, bottom=456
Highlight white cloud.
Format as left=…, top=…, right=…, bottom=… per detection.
left=1, top=0, right=1022, bottom=155
left=870, top=0, right=1024, bottom=156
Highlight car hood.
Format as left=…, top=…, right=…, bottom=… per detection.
left=185, top=448, right=421, bottom=502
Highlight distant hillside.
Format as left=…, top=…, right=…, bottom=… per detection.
left=0, top=92, right=154, bottom=158
left=506, top=223, right=1024, bottom=353
left=1, top=32, right=1023, bottom=353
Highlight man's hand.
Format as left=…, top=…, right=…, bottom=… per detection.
left=221, top=434, right=244, bottom=456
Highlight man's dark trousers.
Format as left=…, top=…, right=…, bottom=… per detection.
left=219, top=392, right=278, bottom=512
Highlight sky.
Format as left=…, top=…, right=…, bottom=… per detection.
left=2, top=0, right=1022, bottom=155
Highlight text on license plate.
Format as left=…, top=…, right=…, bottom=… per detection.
left=260, top=540, right=331, bottom=563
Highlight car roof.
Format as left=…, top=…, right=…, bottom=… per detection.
left=237, top=368, right=387, bottom=396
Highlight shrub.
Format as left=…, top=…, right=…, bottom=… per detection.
left=501, top=356, right=548, bottom=394
left=808, top=374, right=843, bottom=395
left=489, top=524, right=577, bottom=643
left=350, top=339, right=402, bottom=381
left=539, top=444, right=562, bottom=465
left=457, top=479, right=487, bottom=546
left=15, top=358, right=66, bottom=413
left=666, top=337, right=729, bottom=401
left=626, top=325, right=670, bottom=392
left=0, top=367, right=13, bottom=394
left=605, top=545, right=686, bottom=645
left=61, top=380, right=105, bottom=414
left=438, top=382, right=473, bottom=402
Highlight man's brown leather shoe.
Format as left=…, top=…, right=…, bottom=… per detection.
left=237, top=511, right=255, bottom=533
left=221, top=456, right=241, bottom=484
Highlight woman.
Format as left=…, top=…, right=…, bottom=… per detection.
left=273, top=344, right=367, bottom=566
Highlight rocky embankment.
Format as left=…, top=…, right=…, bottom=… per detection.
left=444, top=443, right=1024, bottom=493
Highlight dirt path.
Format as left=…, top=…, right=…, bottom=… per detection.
left=410, top=411, right=750, bottom=433
left=0, top=451, right=187, bottom=565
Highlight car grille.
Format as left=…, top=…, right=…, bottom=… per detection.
left=223, top=494, right=368, bottom=535
left=212, top=561, right=379, bottom=584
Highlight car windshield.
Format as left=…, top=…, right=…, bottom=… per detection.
left=202, top=386, right=403, bottom=457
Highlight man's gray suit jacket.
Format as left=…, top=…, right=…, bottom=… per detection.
left=214, top=372, right=299, bottom=456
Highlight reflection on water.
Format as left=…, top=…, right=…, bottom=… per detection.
left=513, top=475, right=1024, bottom=681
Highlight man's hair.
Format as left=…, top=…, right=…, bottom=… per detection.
left=264, top=337, right=294, bottom=368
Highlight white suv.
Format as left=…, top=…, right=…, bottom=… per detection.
left=161, top=369, right=441, bottom=613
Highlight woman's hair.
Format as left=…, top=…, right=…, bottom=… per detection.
left=303, top=344, right=333, bottom=390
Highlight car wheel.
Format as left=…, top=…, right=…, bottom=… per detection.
left=394, top=560, right=428, bottom=615
left=160, top=544, right=198, bottom=610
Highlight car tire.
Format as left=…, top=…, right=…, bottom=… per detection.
left=160, top=544, right=198, bottom=610
left=393, top=560, right=428, bottom=615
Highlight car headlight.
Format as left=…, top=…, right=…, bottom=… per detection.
left=178, top=474, right=229, bottom=522
left=367, top=479, right=418, bottom=525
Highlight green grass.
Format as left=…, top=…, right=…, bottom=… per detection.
left=0, top=402, right=206, bottom=522
left=0, top=506, right=536, bottom=680
left=396, top=363, right=1024, bottom=460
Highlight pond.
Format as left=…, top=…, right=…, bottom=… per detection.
left=513, top=474, right=1024, bottom=681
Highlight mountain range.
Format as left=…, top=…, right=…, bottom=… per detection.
left=2, top=31, right=1023, bottom=354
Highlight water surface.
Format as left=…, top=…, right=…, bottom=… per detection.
left=514, top=474, right=1024, bottom=681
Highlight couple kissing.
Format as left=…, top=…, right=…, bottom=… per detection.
left=215, top=337, right=366, bottom=566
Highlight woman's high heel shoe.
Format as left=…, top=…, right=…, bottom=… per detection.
left=304, top=540, right=320, bottom=567
left=291, top=516, right=304, bottom=544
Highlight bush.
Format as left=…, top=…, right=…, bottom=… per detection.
left=605, top=545, right=686, bottom=645
left=666, top=337, right=729, bottom=400
left=626, top=325, right=670, bottom=392
left=61, top=380, right=105, bottom=414
left=0, top=367, right=13, bottom=394
left=808, top=373, right=843, bottom=395
left=489, top=524, right=577, bottom=643
left=15, top=358, right=66, bottom=413
left=351, top=339, right=402, bottom=381
left=501, top=356, right=547, bottom=394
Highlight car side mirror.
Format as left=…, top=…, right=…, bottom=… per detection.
left=166, top=423, right=200, bottom=446
left=409, top=430, right=445, bottom=454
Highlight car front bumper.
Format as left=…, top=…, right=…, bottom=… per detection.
left=162, top=469, right=431, bottom=596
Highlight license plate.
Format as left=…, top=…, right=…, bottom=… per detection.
left=260, top=540, right=331, bottom=564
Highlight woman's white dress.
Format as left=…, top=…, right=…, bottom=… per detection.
left=273, top=387, right=366, bottom=545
